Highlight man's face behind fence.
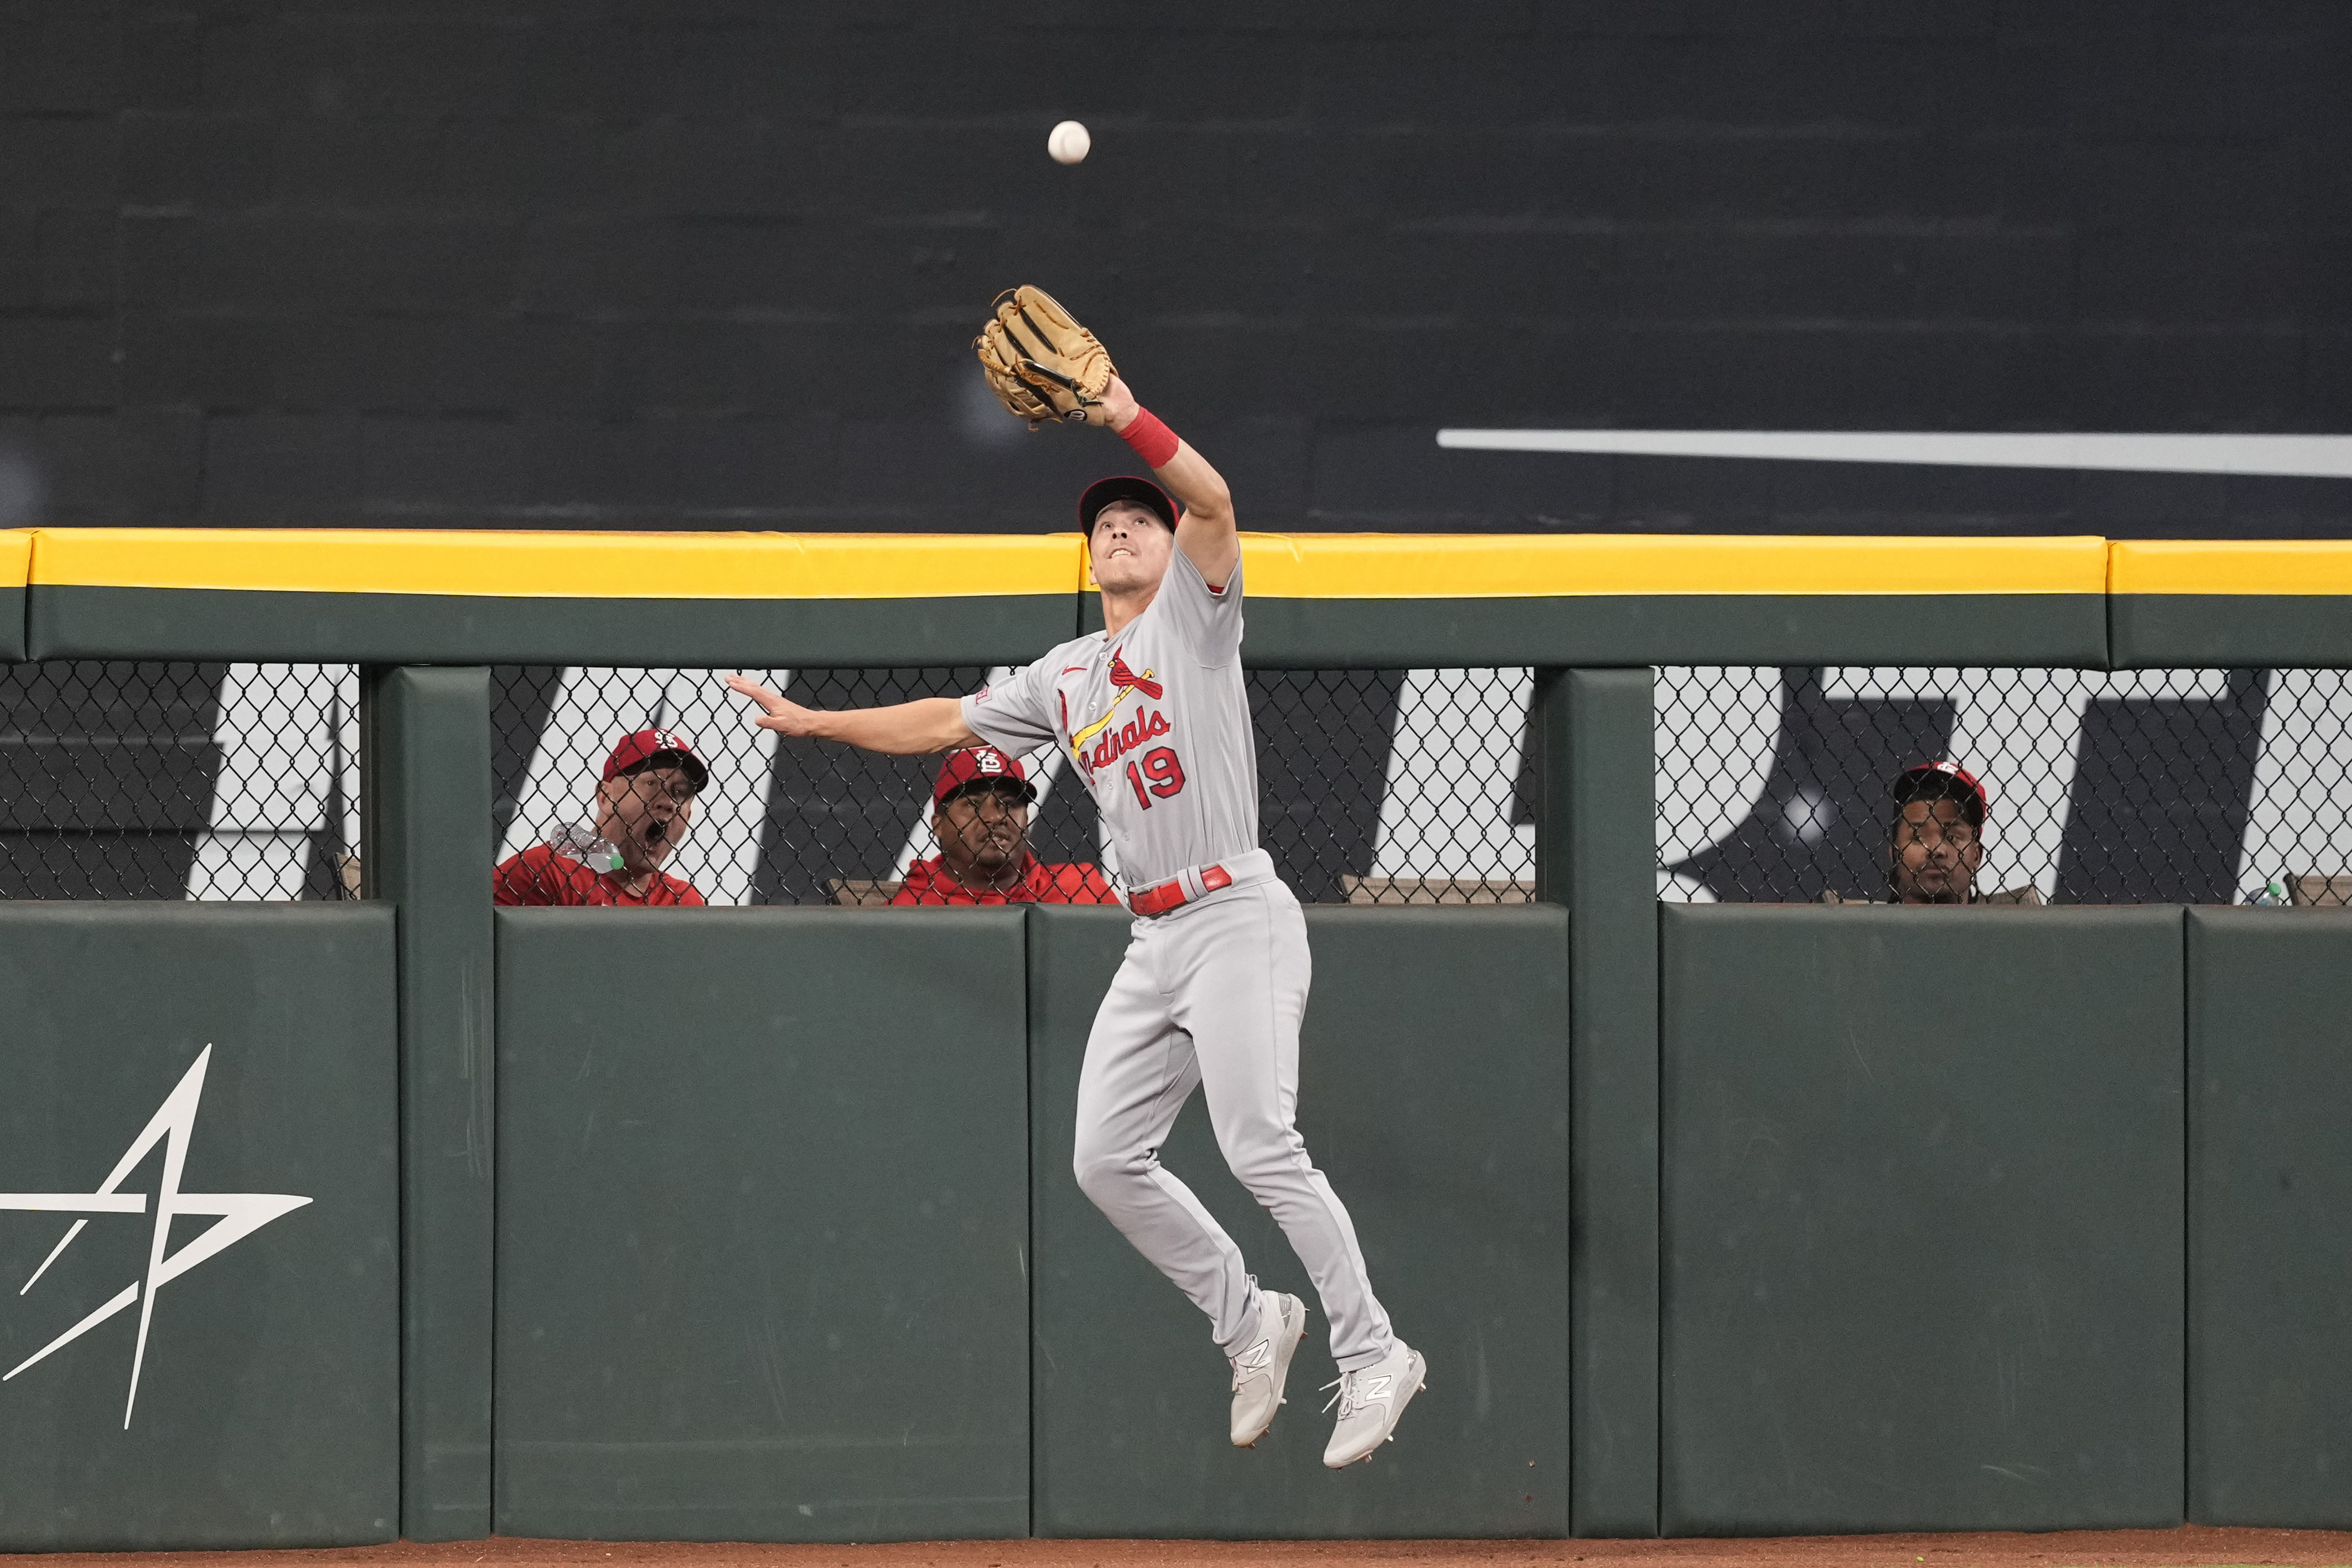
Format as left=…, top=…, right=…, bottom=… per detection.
left=1891, top=799, right=1982, bottom=904
left=936, top=782, right=1028, bottom=881
left=595, top=764, right=699, bottom=876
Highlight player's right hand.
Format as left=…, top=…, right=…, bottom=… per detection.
left=723, top=673, right=823, bottom=737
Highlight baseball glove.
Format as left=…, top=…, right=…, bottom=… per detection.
left=975, top=285, right=1118, bottom=428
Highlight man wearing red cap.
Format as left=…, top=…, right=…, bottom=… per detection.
left=494, top=728, right=709, bottom=907
left=1889, top=760, right=1989, bottom=904
left=894, top=747, right=1118, bottom=906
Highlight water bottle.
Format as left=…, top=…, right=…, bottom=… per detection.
left=2249, top=877, right=2288, bottom=907
left=547, top=821, right=625, bottom=875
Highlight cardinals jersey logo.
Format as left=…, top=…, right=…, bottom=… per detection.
left=1108, top=654, right=1162, bottom=700
left=1070, top=652, right=1165, bottom=757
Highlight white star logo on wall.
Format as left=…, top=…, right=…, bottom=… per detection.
left=0, top=1046, right=312, bottom=1427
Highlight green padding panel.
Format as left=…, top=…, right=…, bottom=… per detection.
left=1237, top=595, right=2106, bottom=668
left=2187, top=908, right=2352, bottom=1525
left=1541, top=669, right=1660, bottom=1537
left=1661, top=904, right=2184, bottom=1534
left=368, top=666, right=496, bottom=1540
left=0, top=905, right=397, bottom=1549
left=1029, top=904, right=1569, bottom=1538
left=0, top=585, right=23, bottom=660
left=2111, top=594, right=2352, bottom=669
left=29, top=586, right=1077, bottom=666
left=493, top=908, right=1030, bottom=1542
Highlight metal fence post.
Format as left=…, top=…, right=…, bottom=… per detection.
left=364, top=666, right=495, bottom=1541
left=1534, top=666, right=1661, bottom=1537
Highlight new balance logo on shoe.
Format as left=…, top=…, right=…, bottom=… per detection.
left=1322, top=1345, right=1426, bottom=1469
left=1230, top=1291, right=1309, bottom=1450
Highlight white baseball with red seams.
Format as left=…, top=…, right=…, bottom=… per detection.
left=962, top=547, right=1401, bottom=1378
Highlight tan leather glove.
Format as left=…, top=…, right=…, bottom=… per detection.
left=974, top=285, right=1118, bottom=428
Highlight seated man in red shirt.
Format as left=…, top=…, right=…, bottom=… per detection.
left=495, top=728, right=709, bottom=907
left=894, top=747, right=1120, bottom=906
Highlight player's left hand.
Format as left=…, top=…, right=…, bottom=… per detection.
left=723, top=673, right=822, bottom=737
left=1097, top=374, right=1138, bottom=432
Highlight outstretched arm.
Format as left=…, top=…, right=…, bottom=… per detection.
left=724, top=676, right=980, bottom=755
left=1097, top=376, right=1238, bottom=590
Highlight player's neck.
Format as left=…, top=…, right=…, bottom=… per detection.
left=1099, top=583, right=1159, bottom=637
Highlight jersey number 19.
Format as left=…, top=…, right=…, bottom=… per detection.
left=1124, top=746, right=1187, bottom=809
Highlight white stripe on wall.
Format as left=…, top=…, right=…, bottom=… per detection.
left=188, top=663, right=358, bottom=901
left=1436, top=429, right=2352, bottom=477
left=1654, top=666, right=1781, bottom=897
left=2237, top=670, right=2352, bottom=902
left=1370, top=667, right=1535, bottom=884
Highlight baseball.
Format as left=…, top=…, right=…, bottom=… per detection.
left=1048, top=120, right=1090, bottom=165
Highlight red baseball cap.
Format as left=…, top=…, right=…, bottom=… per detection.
left=603, top=728, right=708, bottom=793
left=1079, top=475, right=1179, bottom=533
left=932, top=747, right=1037, bottom=807
left=1893, top=760, right=1987, bottom=826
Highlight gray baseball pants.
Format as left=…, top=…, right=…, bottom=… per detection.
left=1070, top=850, right=1397, bottom=1373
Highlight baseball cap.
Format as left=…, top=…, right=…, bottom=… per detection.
left=1892, top=760, right=1987, bottom=827
left=1079, top=475, right=1179, bottom=533
left=603, top=728, right=708, bottom=793
left=932, top=747, right=1038, bottom=807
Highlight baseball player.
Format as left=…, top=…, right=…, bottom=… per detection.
left=727, top=287, right=1422, bottom=1468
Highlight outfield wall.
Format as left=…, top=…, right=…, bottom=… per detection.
left=0, top=531, right=2348, bottom=1544
left=4, top=527, right=2350, bottom=667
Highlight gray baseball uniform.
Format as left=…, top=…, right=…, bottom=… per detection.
left=962, top=546, right=1397, bottom=1373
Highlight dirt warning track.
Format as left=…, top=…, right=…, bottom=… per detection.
left=25, top=1526, right=2352, bottom=1568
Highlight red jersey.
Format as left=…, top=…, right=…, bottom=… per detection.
left=493, top=845, right=706, bottom=908
left=892, top=855, right=1120, bottom=907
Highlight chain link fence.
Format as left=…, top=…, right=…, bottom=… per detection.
left=491, top=665, right=1538, bottom=906
left=0, top=661, right=360, bottom=900
left=1657, top=666, right=2352, bottom=907
left=26, top=658, right=2349, bottom=910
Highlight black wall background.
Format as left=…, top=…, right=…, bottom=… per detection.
left=0, top=2, right=2346, bottom=538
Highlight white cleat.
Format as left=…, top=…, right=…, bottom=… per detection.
left=1321, top=1340, right=1427, bottom=1468
left=1229, top=1290, right=1309, bottom=1447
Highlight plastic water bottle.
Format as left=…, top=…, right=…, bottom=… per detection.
left=547, top=821, right=625, bottom=875
left=2249, top=878, right=2288, bottom=907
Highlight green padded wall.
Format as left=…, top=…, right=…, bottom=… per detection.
left=493, top=907, right=1031, bottom=1541
left=31, top=586, right=1079, bottom=668
left=1028, top=904, right=1570, bottom=1538
left=1534, top=668, right=1660, bottom=1536
left=2187, top=908, right=2352, bottom=1525
left=1238, top=594, right=2106, bottom=669
left=1661, top=904, right=2185, bottom=1535
left=0, top=905, right=397, bottom=1549
left=365, top=664, right=497, bottom=1540
left=2109, top=595, right=2352, bottom=669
